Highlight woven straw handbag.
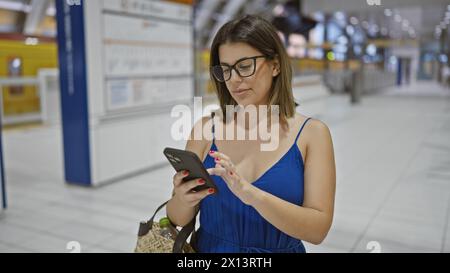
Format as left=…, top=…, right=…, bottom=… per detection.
left=135, top=201, right=197, bottom=253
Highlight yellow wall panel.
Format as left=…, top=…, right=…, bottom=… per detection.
left=0, top=39, right=58, bottom=115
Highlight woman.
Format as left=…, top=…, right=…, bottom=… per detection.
left=167, top=15, right=336, bottom=253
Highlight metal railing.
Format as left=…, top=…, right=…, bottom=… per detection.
left=0, top=69, right=59, bottom=126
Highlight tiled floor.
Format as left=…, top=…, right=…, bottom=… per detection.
left=1, top=80, right=449, bottom=253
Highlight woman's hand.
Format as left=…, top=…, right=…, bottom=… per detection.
left=172, top=170, right=215, bottom=208
left=207, top=151, right=260, bottom=206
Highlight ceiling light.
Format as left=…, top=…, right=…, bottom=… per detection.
left=384, top=9, right=392, bottom=17
left=346, top=25, right=355, bottom=35
left=402, top=20, right=409, bottom=28
left=335, top=11, right=345, bottom=21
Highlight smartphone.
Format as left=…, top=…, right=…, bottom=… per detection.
left=164, top=148, right=218, bottom=194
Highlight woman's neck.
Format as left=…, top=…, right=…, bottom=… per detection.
left=232, top=104, right=277, bottom=132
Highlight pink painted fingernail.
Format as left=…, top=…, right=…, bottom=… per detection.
left=208, top=188, right=215, bottom=194
left=183, top=171, right=189, bottom=176
left=215, top=158, right=220, bottom=162
left=209, top=151, right=215, bottom=154
left=198, top=179, right=205, bottom=185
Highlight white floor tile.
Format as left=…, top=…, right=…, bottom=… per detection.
left=0, top=242, right=34, bottom=253
left=95, top=232, right=138, bottom=253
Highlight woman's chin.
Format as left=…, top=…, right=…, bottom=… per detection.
left=233, top=97, right=255, bottom=107
left=236, top=100, right=268, bottom=108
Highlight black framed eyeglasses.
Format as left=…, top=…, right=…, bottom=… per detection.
left=211, top=55, right=267, bottom=82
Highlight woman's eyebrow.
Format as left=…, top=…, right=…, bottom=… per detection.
left=220, top=56, right=250, bottom=66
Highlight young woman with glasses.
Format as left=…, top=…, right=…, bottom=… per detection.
left=167, top=15, right=336, bottom=253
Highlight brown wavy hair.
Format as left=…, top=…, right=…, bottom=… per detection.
left=210, top=14, right=295, bottom=127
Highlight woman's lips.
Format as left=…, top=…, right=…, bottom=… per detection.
left=233, top=89, right=250, bottom=95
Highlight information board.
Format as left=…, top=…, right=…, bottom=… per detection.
left=101, top=0, right=193, bottom=112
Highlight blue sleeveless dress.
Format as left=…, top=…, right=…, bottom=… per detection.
left=196, top=117, right=312, bottom=253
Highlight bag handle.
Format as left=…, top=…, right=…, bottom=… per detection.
left=173, top=213, right=197, bottom=253
left=138, top=201, right=198, bottom=253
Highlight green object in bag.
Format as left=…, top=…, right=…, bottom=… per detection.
left=134, top=201, right=197, bottom=253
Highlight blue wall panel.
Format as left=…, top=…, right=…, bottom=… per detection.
left=0, top=111, right=6, bottom=209
left=55, top=0, right=92, bottom=186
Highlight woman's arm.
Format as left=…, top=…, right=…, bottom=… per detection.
left=166, top=117, right=212, bottom=227
left=251, top=120, right=336, bottom=244
left=166, top=183, right=198, bottom=227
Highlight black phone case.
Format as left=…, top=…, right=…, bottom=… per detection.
left=164, top=148, right=218, bottom=193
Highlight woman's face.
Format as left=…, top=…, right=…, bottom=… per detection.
left=218, top=42, right=279, bottom=107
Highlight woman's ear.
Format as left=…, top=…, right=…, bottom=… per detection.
left=272, top=57, right=281, bottom=77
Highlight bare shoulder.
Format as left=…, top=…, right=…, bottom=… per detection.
left=295, top=114, right=333, bottom=147
left=186, top=116, right=214, bottom=161
left=307, top=118, right=331, bottom=138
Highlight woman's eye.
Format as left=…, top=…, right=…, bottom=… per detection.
left=238, top=65, right=251, bottom=70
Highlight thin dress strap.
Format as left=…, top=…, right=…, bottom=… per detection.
left=295, top=117, right=312, bottom=143
left=211, top=112, right=216, bottom=145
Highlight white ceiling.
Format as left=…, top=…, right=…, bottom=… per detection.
left=0, top=0, right=55, bottom=36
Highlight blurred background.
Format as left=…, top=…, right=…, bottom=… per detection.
left=0, top=0, right=449, bottom=253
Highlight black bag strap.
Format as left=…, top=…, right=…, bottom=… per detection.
left=173, top=213, right=197, bottom=253
left=138, top=201, right=199, bottom=253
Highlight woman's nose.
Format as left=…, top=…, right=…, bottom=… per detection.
left=229, top=69, right=243, bottom=83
